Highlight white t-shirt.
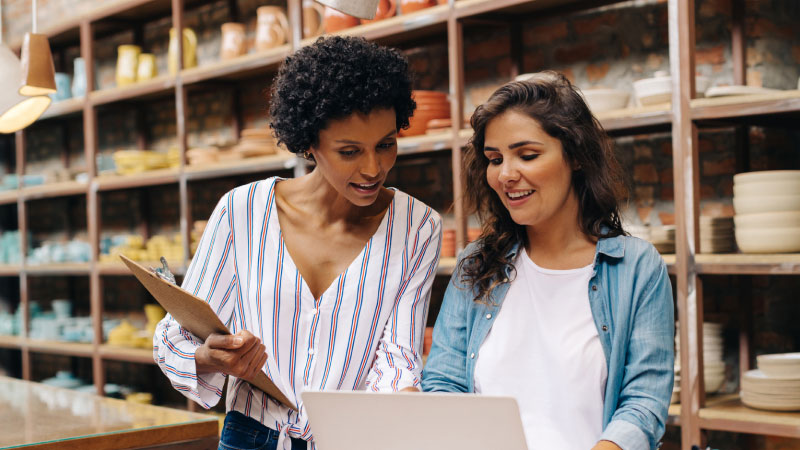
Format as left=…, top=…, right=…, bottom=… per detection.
left=474, top=251, right=608, bottom=450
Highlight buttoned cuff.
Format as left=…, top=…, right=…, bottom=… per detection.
left=599, top=419, right=651, bottom=450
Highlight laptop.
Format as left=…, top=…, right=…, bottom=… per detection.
left=303, top=391, right=528, bottom=450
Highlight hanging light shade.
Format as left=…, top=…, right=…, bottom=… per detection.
left=18, top=32, right=56, bottom=96
left=0, top=44, right=50, bottom=134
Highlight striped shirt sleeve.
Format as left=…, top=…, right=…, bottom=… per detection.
left=153, top=192, right=238, bottom=408
left=366, top=208, right=442, bottom=391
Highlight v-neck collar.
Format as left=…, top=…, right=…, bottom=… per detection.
left=270, top=178, right=398, bottom=302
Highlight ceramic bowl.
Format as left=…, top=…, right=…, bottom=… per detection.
left=733, top=179, right=800, bottom=197
left=733, top=194, right=800, bottom=215
left=579, top=88, right=630, bottom=113
left=733, top=170, right=800, bottom=185
left=735, top=227, right=800, bottom=253
left=633, top=71, right=710, bottom=106
left=734, top=211, right=800, bottom=229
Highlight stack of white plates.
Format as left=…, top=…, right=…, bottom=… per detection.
left=742, top=353, right=800, bottom=411
left=733, top=171, right=800, bottom=253
left=650, top=225, right=675, bottom=254
left=674, top=322, right=726, bottom=402
left=700, top=216, right=735, bottom=253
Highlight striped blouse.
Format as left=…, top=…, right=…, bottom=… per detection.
left=154, top=177, right=442, bottom=447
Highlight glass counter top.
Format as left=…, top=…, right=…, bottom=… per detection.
left=0, top=376, right=218, bottom=449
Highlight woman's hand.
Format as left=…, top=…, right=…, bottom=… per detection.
left=592, top=440, right=622, bottom=450
left=195, top=330, right=268, bottom=381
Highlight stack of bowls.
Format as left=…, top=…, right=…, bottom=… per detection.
left=674, top=322, right=726, bottom=403
left=733, top=170, right=800, bottom=253
left=741, top=353, right=800, bottom=411
left=700, top=216, right=735, bottom=253
left=402, top=90, right=450, bottom=136
left=632, top=71, right=711, bottom=106
left=650, top=225, right=675, bottom=254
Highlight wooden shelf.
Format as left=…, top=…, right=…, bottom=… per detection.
left=0, top=335, right=23, bottom=349
left=26, top=339, right=94, bottom=357
left=0, top=264, right=22, bottom=276
left=181, top=46, right=290, bottom=85
left=40, top=97, right=86, bottom=120
left=327, top=4, right=449, bottom=45
left=0, top=190, right=18, bottom=205
left=455, top=0, right=599, bottom=19
left=596, top=104, right=672, bottom=135
left=691, top=90, right=800, bottom=122
left=89, top=75, right=177, bottom=106
left=695, top=253, right=800, bottom=275
left=94, top=168, right=180, bottom=191
left=97, top=261, right=186, bottom=276
left=99, top=344, right=155, bottom=364
left=184, top=153, right=296, bottom=181
left=24, top=263, right=91, bottom=275
left=699, top=395, right=800, bottom=439
left=437, top=257, right=457, bottom=276
left=21, top=180, right=89, bottom=200
left=398, top=131, right=465, bottom=155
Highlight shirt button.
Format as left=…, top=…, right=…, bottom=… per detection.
left=485, top=313, right=492, bottom=320
left=592, top=285, right=598, bottom=291
left=469, top=353, right=475, bottom=359
left=602, top=325, right=608, bottom=332
left=308, top=348, right=315, bottom=355
left=311, top=308, right=318, bottom=315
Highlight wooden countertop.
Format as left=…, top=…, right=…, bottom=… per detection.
left=0, top=376, right=218, bottom=449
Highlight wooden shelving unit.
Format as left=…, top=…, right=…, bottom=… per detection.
left=2, top=0, right=798, bottom=447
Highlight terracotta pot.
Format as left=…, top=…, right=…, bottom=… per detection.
left=303, top=0, right=326, bottom=38
left=361, top=0, right=396, bottom=24
left=423, top=326, right=434, bottom=356
left=256, top=6, right=290, bottom=51
left=221, top=22, right=246, bottom=60
left=400, top=0, right=436, bottom=14
left=441, top=229, right=456, bottom=258
left=324, top=6, right=360, bottom=33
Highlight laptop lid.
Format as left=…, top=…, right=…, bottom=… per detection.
left=303, top=391, right=527, bottom=450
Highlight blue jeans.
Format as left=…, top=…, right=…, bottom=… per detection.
left=218, top=411, right=307, bottom=450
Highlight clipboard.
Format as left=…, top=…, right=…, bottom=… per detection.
left=120, top=254, right=297, bottom=411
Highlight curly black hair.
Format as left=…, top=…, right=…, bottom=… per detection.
left=269, top=36, right=416, bottom=155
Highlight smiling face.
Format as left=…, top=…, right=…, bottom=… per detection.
left=483, top=109, right=579, bottom=230
left=310, top=107, right=398, bottom=207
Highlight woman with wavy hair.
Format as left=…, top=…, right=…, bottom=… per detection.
left=422, top=72, right=673, bottom=450
left=154, top=36, right=441, bottom=450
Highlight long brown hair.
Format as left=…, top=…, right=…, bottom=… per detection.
left=460, top=71, right=627, bottom=303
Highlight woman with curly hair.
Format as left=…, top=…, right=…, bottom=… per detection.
left=154, top=36, right=441, bottom=450
left=422, top=72, right=673, bottom=450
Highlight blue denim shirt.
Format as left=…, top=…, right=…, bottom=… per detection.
left=422, top=235, right=674, bottom=450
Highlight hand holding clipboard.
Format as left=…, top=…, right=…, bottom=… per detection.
left=120, top=254, right=297, bottom=411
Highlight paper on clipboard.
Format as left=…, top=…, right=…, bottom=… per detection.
left=119, top=254, right=297, bottom=411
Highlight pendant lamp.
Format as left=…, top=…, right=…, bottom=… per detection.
left=0, top=0, right=51, bottom=134
left=19, top=0, right=56, bottom=96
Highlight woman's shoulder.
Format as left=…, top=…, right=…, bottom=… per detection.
left=223, top=177, right=280, bottom=202
left=606, top=234, right=667, bottom=273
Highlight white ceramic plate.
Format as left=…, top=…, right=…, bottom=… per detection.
left=734, top=180, right=800, bottom=197
left=735, top=227, right=800, bottom=253
left=734, top=170, right=800, bottom=185
left=733, top=195, right=800, bottom=215
left=735, top=211, right=800, bottom=229
left=705, top=85, right=781, bottom=98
